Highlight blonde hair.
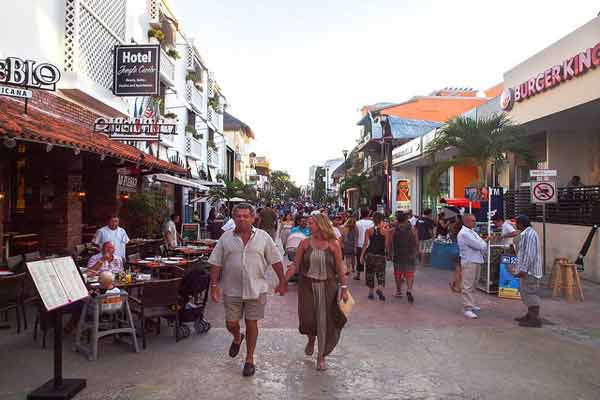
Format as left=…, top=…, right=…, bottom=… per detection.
left=310, top=214, right=337, bottom=241
left=344, top=216, right=357, bottom=230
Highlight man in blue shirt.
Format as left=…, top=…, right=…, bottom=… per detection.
left=290, top=215, right=310, bottom=237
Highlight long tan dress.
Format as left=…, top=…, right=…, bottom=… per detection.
left=298, top=245, right=347, bottom=357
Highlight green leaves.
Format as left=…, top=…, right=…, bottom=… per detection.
left=424, top=113, right=531, bottom=195
left=208, top=176, right=245, bottom=205
left=270, top=170, right=301, bottom=202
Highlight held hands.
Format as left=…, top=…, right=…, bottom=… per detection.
left=340, top=288, right=349, bottom=303
left=274, top=280, right=288, bottom=296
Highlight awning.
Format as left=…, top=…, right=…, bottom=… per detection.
left=149, top=174, right=209, bottom=190
left=0, top=96, right=187, bottom=175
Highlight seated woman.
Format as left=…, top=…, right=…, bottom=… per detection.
left=86, top=242, right=124, bottom=275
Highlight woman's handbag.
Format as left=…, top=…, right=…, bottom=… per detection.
left=338, top=289, right=355, bottom=317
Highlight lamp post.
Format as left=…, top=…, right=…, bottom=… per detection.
left=342, top=149, right=348, bottom=209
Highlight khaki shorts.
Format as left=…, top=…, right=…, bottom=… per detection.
left=224, top=294, right=267, bottom=321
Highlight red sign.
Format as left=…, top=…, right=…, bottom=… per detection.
left=502, top=40, right=600, bottom=110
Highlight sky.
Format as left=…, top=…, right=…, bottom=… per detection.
left=176, top=0, right=598, bottom=185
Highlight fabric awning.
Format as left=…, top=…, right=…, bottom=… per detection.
left=149, top=174, right=209, bottom=191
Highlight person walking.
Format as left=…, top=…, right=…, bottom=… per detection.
left=416, top=209, right=435, bottom=267
left=457, top=214, right=488, bottom=319
left=258, top=202, right=278, bottom=241
left=341, top=216, right=358, bottom=275
left=513, top=215, right=543, bottom=328
left=354, top=208, right=374, bottom=281
left=279, top=212, right=295, bottom=254
left=209, top=203, right=288, bottom=377
left=389, top=212, right=418, bottom=302
left=360, top=212, right=388, bottom=301
left=286, top=213, right=348, bottom=371
left=449, top=215, right=463, bottom=293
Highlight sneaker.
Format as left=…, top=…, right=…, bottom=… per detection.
left=464, top=310, right=479, bottom=319
left=406, top=292, right=414, bottom=304
left=376, top=289, right=386, bottom=301
left=472, top=306, right=481, bottom=311
left=518, top=318, right=542, bottom=328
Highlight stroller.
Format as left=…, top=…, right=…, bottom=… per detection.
left=178, top=264, right=212, bottom=337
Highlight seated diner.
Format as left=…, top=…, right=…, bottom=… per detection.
left=86, top=242, right=124, bottom=275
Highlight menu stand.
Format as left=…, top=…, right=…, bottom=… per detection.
left=26, top=257, right=88, bottom=400
left=27, top=310, right=86, bottom=399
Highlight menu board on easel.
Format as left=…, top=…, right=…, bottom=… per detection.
left=26, top=257, right=89, bottom=311
left=182, top=223, right=200, bottom=241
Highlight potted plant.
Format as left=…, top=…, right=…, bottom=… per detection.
left=186, top=125, right=202, bottom=140
left=147, top=28, right=165, bottom=43
left=208, top=96, right=219, bottom=112
left=167, top=48, right=180, bottom=60
left=207, top=139, right=218, bottom=151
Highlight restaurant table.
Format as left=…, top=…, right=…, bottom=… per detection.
left=173, top=246, right=212, bottom=258
left=129, top=258, right=189, bottom=277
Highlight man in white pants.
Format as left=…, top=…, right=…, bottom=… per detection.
left=457, top=214, right=488, bottom=319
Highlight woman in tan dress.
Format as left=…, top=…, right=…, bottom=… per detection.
left=286, top=213, right=349, bottom=371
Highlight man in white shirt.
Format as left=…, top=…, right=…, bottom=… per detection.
left=163, top=214, right=182, bottom=249
left=93, top=215, right=130, bottom=261
left=407, top=209, right=418, bottom=228
left=491, top=215, right=518, bottom=248
left=209, top=203, right=287, bottom=377
left=457, top=214, right=488, bottom=319
left=354, top=208, right=374, bottom=281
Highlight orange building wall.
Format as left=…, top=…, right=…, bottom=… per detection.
left=379, top=97, right=488, bottom=123
left=453, top=164, right=479, bottom=198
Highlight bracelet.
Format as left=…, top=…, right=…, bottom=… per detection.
left=340, top=285, right=348, bottom=289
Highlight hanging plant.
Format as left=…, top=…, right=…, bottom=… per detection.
left=207, top=140, right=218, bottom=151
left=186, top=71, right=201, bottom=83
left=163, top=112, right=177, bottom=120
left=167, top=49, right=180, bottom=60
left=208, top=96, right=219, bottom=112
left=185, top=125, right=197, bottom=135
left=148, top=28, right=165, bottom=42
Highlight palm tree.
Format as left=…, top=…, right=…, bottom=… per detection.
left=208, top=176, right=245, bottom=212
left=423, top=113, right=532, bottom=196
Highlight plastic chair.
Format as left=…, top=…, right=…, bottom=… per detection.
left=74, top=291, right=140, bottom=360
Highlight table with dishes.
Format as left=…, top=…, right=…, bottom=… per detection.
left=128, top=256, right=189, bottom=276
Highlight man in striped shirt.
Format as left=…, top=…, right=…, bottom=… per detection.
left=513, top=215, right=543, bottom=327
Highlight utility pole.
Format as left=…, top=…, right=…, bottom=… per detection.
left=342, top=149, right=348, bottom=209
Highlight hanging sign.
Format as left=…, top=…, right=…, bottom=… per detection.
left=181, top=223, right=200, bottom=241
left=94, top=117, right=176, bottom=142
left=113, top=45, right=160, bottom=96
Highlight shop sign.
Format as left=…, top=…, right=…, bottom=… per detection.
left=0, top=57, right=61, bottom=91
left=113, top=45, right=160, bottom=96
left=0, top=85, right=32, bottom=99
left=395, top=178, right=411, bottom=211
left=501, top=40, right=600, bottom=111
left=117, top=175, right=138, bottom=192
left=392, top=137, right=421, bottom=164
left=94, top=117, right=176, bottom=142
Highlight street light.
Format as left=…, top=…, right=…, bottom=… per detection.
left=342, top=149, right=349, bottom=209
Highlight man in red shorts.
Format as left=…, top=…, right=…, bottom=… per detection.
left=388, top=211, right=418, bottom=303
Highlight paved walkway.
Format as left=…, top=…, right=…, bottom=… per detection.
left=2, top=239, right=600, bottom=399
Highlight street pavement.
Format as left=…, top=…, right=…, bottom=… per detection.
left=1, top=240, right=600, bottom=399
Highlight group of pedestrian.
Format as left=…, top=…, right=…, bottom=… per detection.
left=207, top=201, right=544, bottom=378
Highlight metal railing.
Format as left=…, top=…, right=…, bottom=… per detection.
left=187, top=136, right=202, bottom=160
left=207, top=147, right=219, bottom=167
left=505, top=186, right=600, bottom=226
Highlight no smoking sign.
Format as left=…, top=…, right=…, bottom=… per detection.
left=531, top=181, right=557, bottom=204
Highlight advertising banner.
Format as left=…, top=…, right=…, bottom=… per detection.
left=113, top=45, right=160, bottom=96
left=498, top=254, right=521, bottom=299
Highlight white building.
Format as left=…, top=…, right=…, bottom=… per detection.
left=0, top=0, right=229, bottom=223
left=323, top=158, right=344, bottom=197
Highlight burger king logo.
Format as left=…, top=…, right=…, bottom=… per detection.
left=500, top=88, right=514, bottom=111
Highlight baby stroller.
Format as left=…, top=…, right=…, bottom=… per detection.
left=178, top=264, right=212, bottom=336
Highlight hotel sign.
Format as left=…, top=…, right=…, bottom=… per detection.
left=94, top=117, right=176, bottom=142
left=113, top=45, right=160, bottom=96
left=501, top=40, right=600, bottom=110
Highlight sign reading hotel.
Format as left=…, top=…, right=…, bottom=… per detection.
left=0, top=56, right=60, bottom=102
left=94, top=117, right=176, bottom=142
left=113, top=45, right=160, bottom=96
left=501, top=40, right=600, bottom=110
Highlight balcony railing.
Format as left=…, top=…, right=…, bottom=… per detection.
left=186, top=136, right=203, bottom=160
left=186, top=81, right=205, bottom=114
left=160, top=48, right=175, bottom=86
left=207, top=147, right=219, bottom=167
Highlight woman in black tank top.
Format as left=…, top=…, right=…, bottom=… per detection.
left=360, top=212, right=388, bottom=301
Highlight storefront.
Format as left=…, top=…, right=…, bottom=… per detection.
left=0, top=92, right=188, bottom=258
left=500, top=15, right=600, bottom=282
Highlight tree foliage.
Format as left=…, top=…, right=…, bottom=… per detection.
left=339, top=173, right=370, bottom=202
left=269, top=170, right=301, bottom=202
left=121, top=190, right=169, bottom=238
left=424, top=113, right=532, bottom=196
left=208, top=176, right=245, bottom=206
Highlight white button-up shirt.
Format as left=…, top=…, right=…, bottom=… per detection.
left=93, top=226, right=130, bottom=260
left=208, top=227, right=282, bottom=300
left=457, top=225, right=487, bottom=266
left=86, top=252, right=124, bottom=274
